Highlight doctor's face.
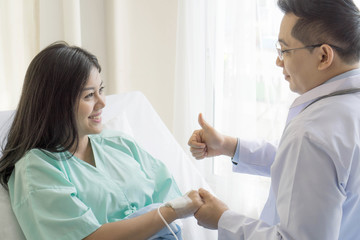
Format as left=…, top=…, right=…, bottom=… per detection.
left=275, top=13, right=322, bottom=94
left=76, top=67, right=106, bottom=138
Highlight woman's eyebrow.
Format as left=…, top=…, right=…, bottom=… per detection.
left=82, top=81, right=103, bottom=91
left=82, top=87, right=95, bottom=91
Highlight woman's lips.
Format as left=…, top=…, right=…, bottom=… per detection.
left=89, top=112, right=102, bottom=123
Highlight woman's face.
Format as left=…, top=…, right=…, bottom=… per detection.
left=76, top=67, right=106, bottom=138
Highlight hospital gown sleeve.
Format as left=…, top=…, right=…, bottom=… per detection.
left=218, top=131, right=345, bottom=240
left=8, top=150, right=101, bottom=240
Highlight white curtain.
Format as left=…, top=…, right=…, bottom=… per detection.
left=212, top=0, right=295, bottom=217
left=173, top=0, right=214, bottom=175
left=0, top=0, right=128, bottom=111
left=0, top=0, right=39, bottom=111
left=174, top=0, right=297, bottom=218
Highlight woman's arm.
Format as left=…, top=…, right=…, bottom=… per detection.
left=84, top=206, right=176, bottom=240
left=84, top=190, right=203, bottom=240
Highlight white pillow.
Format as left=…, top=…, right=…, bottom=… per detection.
left=0, top=111, right=26, bottom=239
left=0, top=186, right=26, bottom=239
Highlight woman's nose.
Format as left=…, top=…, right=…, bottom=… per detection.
left=96, top=95, right=106, bottom=109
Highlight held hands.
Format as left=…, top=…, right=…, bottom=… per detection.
left=188, top=113, right=237, bottom=159
left=194, top=188, right=229, bottom=230
left=165, top=190, right=204, bottom=219
left=166, top=189, right=229, bottom=229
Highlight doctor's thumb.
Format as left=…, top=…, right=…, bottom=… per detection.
left=198, top=113, right=211, bottom=131
left=198, top=188, right=212, bottom=200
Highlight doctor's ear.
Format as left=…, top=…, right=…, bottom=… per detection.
left=317, top=44, right=335, bottom=70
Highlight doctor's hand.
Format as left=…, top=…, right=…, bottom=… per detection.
left=194, top=188, right=229, bottom=229
left=188, top=113, right=237, bottom=159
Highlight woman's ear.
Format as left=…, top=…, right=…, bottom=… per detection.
left=317, top=44, right=334, bottom=70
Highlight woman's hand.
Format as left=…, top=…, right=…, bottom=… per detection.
left=187, top=190, right=204, bottom=215
left=165, top=190, right=204, bottom=219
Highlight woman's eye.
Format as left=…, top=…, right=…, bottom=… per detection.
left=99, top=86, right=105, bottom=94
left=84, top=86, right=104, bottom=99
left=85, top=92, right=95, bottom=99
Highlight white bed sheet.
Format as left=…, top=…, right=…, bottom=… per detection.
left=0, top=92, right=217, bottom=240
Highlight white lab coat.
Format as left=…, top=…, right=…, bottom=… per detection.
left=220, top=70, right=360, bottom=240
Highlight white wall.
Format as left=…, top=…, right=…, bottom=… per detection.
left=39, top=0, right=178, bottom=132
left=114, top=0, right=178, bottom=132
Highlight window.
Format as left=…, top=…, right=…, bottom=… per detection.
left=175, top=0, right=360, bottom=218
left=207, top=0, right=297, bottom=217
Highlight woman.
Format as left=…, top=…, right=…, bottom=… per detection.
left=0, top=42, right=202, bottom=239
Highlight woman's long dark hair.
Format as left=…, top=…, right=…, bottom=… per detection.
left=0, top=42, right=101, bottom=189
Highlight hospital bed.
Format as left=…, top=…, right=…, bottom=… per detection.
left=0, top=92, right=217, bottom=240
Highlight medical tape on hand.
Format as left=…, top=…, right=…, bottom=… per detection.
left=164, top=194, right=193, bottom=218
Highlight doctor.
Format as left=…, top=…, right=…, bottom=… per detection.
left=188, top=0, right=360, bottom=239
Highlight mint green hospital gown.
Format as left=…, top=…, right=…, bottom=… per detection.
left=8, top=130, right=182, bottom=240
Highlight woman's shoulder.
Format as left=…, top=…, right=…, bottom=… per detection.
left=14, top=149, right=67, bottom=175
left=9, top=149, right=72, bottom=197
left=90, top=129, right=135, bottom=143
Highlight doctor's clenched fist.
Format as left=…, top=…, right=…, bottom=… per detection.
left=187, top=113, right=238, bottom=159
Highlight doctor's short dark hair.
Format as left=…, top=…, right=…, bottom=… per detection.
left=277, top=0, right=360, bottom=64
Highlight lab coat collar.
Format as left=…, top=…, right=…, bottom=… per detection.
left=290, top=68, right=360, bottom=108
left=285, top=68, right=360, bottom=125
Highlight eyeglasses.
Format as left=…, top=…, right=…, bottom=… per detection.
left=275, top=41, right=343, bottom=61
